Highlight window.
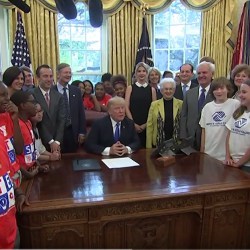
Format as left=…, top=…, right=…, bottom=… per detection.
left=58, top=2, right=105, bottom=83
left=154, top=0, right=201, bottom=73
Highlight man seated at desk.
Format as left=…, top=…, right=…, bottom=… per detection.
left=85, top=96, right=141, bottom=156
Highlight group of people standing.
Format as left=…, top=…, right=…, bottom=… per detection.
left=144, top=60, right=250, bottom=170
left=0, top=57, right=250, bottom=248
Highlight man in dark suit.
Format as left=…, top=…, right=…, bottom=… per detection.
left=33, top=64, right=65, bottom=153
left=53, top=63, right=86, bottom=153
left=180, top=61, right=214, bottom=150
left=85, top=96, right=141, bottom=155
left=174, top=63, right=198, bottom=100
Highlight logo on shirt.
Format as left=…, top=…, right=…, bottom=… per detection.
left=212, top=111, right=226, bottom=122
left=235, top=118, right=247, bottom=128
left=0, top=173, right=15, bottom=216
left=6, top=137, right=16, bottom=164
left=24, top=144, right=36, bottom=164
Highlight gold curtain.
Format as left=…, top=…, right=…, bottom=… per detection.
left=107, top=2, right=152, bottom=84
left=8, top=0, right=59, bottom=80
left=0, top=0, right=227, bottom=14
left=1, top=0, right=236, bottom=80
left=200, top=0, right=235, bottom=78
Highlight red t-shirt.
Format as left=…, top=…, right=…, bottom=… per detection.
left=0, top=113, right=20, bottom=183
left=83, top=95, right=95, bottom=110
left=98, top=94, right=112, bottom=107
left=17, top=119, right=36, bottom=170
left=0, top=133, right=17, bottom=249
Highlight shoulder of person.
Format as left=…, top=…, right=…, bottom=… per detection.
left=230, top=98, right=241, bottom=106
left=173, top=97, right=183, bottom=104
left=69, top=85, right=82, bottom=95
left=151, top=98, right=161, bottom=106
left=93, top=115, right=109, bottom=125
left=123, top=116, right=134, bottom=124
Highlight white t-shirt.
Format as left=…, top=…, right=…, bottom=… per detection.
left=199, top=99, right=240, bottom=161
left=226, top=111, right=250, bottom=167
left=34, top=128, right=46, bottom=158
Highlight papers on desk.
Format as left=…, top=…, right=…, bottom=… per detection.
left=102, top=157, right=139, bottom=169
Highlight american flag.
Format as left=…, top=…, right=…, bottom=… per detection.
left=11, top=12, right=31, bottom=67
left=134, top=17, right=154, bottom=69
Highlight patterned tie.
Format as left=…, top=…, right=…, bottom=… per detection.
left=198, top=88, right=206, bottom=112
left=63, top=87, right=71, bottom=127
left=114, top=123, right=120, bottom=142
left=45, top=92, right=50, bottom=107
left=182, top=84, right=187, bottom=96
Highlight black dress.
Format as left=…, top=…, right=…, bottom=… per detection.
left=130, top=83, right=152, bottom=147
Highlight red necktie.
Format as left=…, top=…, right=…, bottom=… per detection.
left=45, top=92, right=50, bottom=106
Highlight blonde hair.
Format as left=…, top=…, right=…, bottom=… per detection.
left=148, top=67, right=161, bottom=83
left=107, top=96, right=125, bottom=109
left=135, top=62, right=149, bottom=74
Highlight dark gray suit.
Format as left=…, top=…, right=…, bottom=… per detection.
left=32, top=87, right=65, bottom=148
left=53, top=84, right=86, bottom=152
left=85, top=116, right=141, bottom=154
left=174, top=82, right=198, bottom=100
left=180, top=86, right=213, bottom=150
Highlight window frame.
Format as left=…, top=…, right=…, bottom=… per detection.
left=152, top=0, right=201, bottom=73
left=57, top=2, right=107, bottom=82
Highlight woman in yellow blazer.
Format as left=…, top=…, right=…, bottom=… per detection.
left=146, top=78, right=183, bottom=148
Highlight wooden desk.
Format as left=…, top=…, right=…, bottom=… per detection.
left=19, top=150, right=250, bottom=248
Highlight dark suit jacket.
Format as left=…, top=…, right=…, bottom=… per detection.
left=191, top=78, right=199, bottom=85
left=85, top=116, right=141, bottom=154
left=53, top=85, right=86, bottom=143
left=179, top=86, right=213, bottom=150
left=174, top=82, right=198, bottom=100
left=32, top=87, right=65, bottom=146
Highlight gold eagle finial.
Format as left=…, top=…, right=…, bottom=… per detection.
left=140, top=2, right=149, bottom=16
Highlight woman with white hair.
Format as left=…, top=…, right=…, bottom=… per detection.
left=146, top=78, right=183, bottom=148
left=125, top=62, right=156, bottom=147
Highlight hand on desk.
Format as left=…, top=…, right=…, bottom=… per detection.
left=15, top=187, right=30, bottom=212
left=50, top=141, right=60, bottom=153
left=50, top=151, right=61, bottom=161
left=223, top=157, right=240, bottom=168
left=110, top=141, right=128, bottom=156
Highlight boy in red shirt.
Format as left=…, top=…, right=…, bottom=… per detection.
left=10, top=91, right=49, bottom=178
left=0, top=82, right=24, bottom=187
left=0, top=131, right=17, bottom=248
